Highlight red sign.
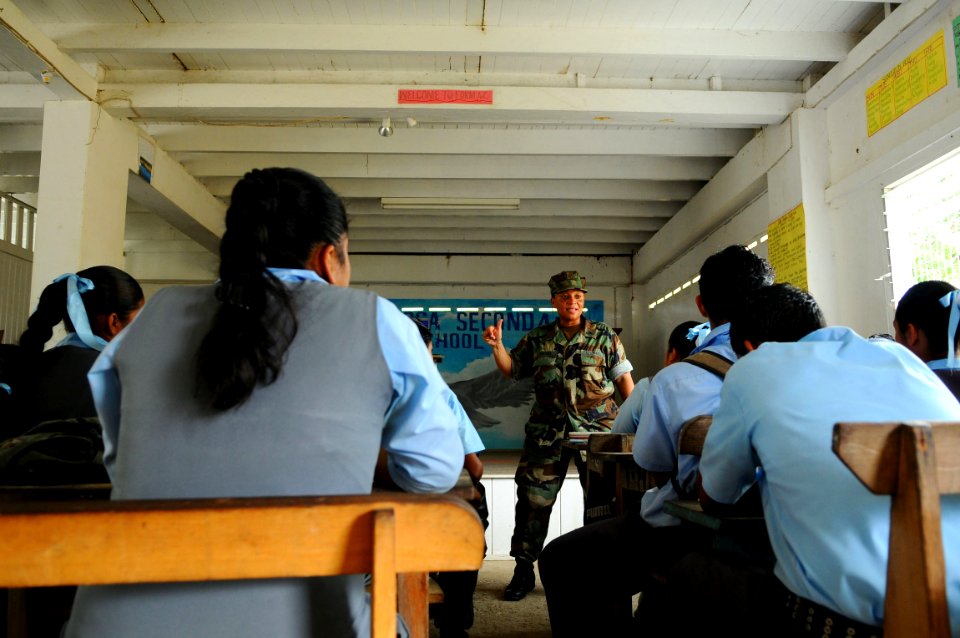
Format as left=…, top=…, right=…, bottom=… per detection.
left=398, top=89, right=493, bottom=104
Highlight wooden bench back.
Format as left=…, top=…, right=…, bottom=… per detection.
left=0, top=493, right=485, bottom=638
left=678, top=415, right=713, bottom=456
left=833, top=421, right=960, bottom=638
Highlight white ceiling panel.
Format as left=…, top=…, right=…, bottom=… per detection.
left=0, top=0, right=891, bottom=256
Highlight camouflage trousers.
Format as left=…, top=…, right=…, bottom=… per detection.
left=510, top=437, right=588, bottom=564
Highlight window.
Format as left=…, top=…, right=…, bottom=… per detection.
left=884, top=151, right=960, bottom=303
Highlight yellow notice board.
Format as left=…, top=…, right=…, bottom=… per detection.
left=767, top=204, right=807, bottom=291
left=866, top=30, right=948, bottom=136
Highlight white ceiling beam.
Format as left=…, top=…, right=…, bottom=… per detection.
left=201, top=177, right=701, bottom=201
left=46, top=24, right=858, bottom=63
left=99, top=84, right=802, bottom=128
left=0, top=124, right=42, bottom=151
left=0, top=176, right=37, bottom=192
left=349, top=227, right=654, bottom=243
left=349, top=215, right=666, bottom=233
left=0, top=151, right=39, bottom=175
left=807, top=0, right=952, bottom=107
left=102, top=69, right=801, bottom=95
left=344, top=199, right=680, bottom=219
left=0, top=0, right=96, bottom=100
left=177, top=153, right=725, bottom=181
left=0, top=84, right=53, bottom=121
left=349, top=240, right=636, bottom=255
left=146, top=124, right=754, bottom=157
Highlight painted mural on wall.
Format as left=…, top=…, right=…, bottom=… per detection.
left=393, top=299, right=605, bottom=449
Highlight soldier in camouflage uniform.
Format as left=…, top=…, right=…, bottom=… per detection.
left=482, top=271, right=634, bottom=601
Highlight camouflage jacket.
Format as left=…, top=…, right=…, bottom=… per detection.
left=510, top=318, right=633, bottom=446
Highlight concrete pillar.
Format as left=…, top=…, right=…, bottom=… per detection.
left=30, top=101, right=137, bottom=304
left=766, top=108, right=839, bottom=322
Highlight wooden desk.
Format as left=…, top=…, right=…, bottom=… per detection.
left=4, top=474, right=477, bottom=638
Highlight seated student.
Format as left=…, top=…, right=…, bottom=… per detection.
left=64, top=168, right=464, bottom=638
left=699, top=283, right=960, bottom=636
left=413, top=319, right=489, bottom=638
left=893, top=280, right=960, bottom=400
left=9, top=266, right=143, bottom=433
left=537, top=245, right=773, bottom=638
left=611, top=320, right=701, bottom=434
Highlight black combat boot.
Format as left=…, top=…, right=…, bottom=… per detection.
left=503, top=560, right=536, bottom=601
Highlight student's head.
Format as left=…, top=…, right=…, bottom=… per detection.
left=729, top=284, right=825, bottom=356
left=414, top=319, right=433, bottom=353
left=196, top=167, right=350, bottom=410
left=665, top=320, right=702, bottom=365
left=696, top=245, right=774, bottom=325
left=19, top=266, right=144, bottom=352
left=894, top=280, right=959, bottom=362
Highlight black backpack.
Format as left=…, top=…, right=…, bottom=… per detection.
left=0, top=417, right=108, bottom=486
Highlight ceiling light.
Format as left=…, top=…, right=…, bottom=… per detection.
left=381, top=197, right=519, bottom=210
left=378, top=117, right=393, bottom=137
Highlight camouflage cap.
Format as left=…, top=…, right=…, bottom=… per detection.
left=548, top=271, right=588, bottom=296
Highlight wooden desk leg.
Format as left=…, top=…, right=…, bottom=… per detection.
left=7, top=588, right=27, bottom=638
left=398, top=572, right=429, bottom=638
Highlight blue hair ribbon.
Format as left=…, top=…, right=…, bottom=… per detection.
left=53, top=273, right=109, bottom=352
left=940, top=290, right=959, bottom=367
left=686, top=322, right=711, bottom=347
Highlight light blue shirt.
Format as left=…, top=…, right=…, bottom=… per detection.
left=611, top=377, right=650, bottom=434
left=632, top=322, right=734, bottom=526
left=445, top=387, right=485, bottom=455
left=89, top=269, right=464, bottom=494
left=700, top=326, right=960, bottom=629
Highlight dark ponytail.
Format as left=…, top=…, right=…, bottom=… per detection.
left=196, top=168, right=349, bottom=410
left=895, top=280, right=959, bottom=357
left=19, top=266, right=143, bottom=352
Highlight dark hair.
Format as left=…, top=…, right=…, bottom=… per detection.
left=895, top=280, right=958, bottom=358
left=196, top=168, right=349, bottom=410
left=413, top=319, right=432, bottom=347
left=667, top=320, right=702, bottom=360
left=19, top=266, right=143, bottom=352
left=729, top=283, right=825, bottom=356
left=698, top=245, right=774, bottom=324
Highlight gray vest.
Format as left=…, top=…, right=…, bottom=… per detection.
left=66, top=282, right=393, bottom=638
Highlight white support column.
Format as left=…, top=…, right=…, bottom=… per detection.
left=31, top=101, right=138, bottom=303
left=766, top=108, right=838, bottom=322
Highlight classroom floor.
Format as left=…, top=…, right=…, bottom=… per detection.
left=430, top=560, right=551, bottom=638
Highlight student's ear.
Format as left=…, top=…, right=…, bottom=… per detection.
left=93, top=313, right=125, bottom=340
left=743, top=339, right=758, bottom=353
left=306, top=243, right=350, bottom=286
left=695, top=294, right=708, bottom=319
left=664, top=347, right=680, bottom=366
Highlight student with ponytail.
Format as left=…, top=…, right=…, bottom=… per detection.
left=65, top=168, right=464, bottom=638
left=894, top=279, right=960, bottom=400
left=13, top=266, right=143, bottom=430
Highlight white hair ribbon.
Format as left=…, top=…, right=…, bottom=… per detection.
left=53, top=273, right=109, bottom=352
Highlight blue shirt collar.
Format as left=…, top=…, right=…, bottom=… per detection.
left=691, top=322, right=730, bottom=353
left=266, top=268, right=326, bottom=284
left=928, top=358, right=957, bottom=371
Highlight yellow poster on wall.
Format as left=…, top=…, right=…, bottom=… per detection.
left=866, top=30, right=948, bottom=137
left=767, top=204, right=807, bottom=291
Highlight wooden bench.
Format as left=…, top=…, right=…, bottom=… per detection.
left=0, top=493, right=485, bottom=638
left=833, top=421, right=960, bottom=638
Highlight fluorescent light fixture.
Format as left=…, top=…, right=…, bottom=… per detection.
left=512, top=307, right=534, bottom=312
left=483, top=307, right=506, bottom=312
left=538, top=308, right=556, bottom=312
left=457, top=307, right=479, bottom=312
left=401, top=307, right=424, bottom=312
left=381, top=197, right=520, bottom=210
left=428, top=307, right=451, bottom=312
